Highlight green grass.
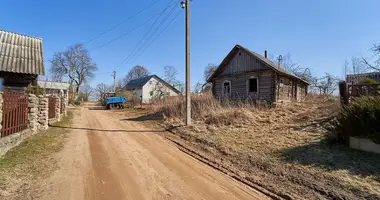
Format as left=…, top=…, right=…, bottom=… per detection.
left=0, top=109, right=75, bottom=195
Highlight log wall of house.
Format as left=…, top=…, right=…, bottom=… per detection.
left=213, top=71, right=275, bottom=101
left=221, top=49, right=269, bottom=75
left=277, top=75, right=307, bottom=102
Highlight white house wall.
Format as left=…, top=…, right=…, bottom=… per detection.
left=142, top=77, right=178, bottom=103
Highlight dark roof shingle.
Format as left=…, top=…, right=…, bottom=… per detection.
left=0, top=29, right=45, bottom=75
left=124, top=75, right=181, bottom=94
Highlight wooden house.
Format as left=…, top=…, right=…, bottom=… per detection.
left=208, top=45, right=309, bottom=103
left=0, top=29, right=45, bottom=91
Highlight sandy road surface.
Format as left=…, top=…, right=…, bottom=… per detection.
left=40, top=104, right=268, bottom=200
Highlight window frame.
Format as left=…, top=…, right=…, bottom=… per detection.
left=222, top=80, right=231, bottom=96
left=247, top=76, right=258, bottom=93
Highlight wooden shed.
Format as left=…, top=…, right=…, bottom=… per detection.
left=0, top=29, right=45, bottom=91
left=208, top=45, right=309, bottom=103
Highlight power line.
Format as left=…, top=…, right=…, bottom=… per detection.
left=89, top=0, right=178, bottom=52
left=89, top=12, right=161, bottom=51
left=84, top=0, right=162, bottom=45
left=131, top=10, right=182, bottom=64
left=117, top=0, right=178, bottom=68
left=115, top=0, right=179, bottom=72
left=124, top=5, right=179, bottom=65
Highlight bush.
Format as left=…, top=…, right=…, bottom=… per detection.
left=74, top=101, right=81, bottom=105
left=336, top=97, right=380, bottom=143
left=359, top=78, right=378, bottom=84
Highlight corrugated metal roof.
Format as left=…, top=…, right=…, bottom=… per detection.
left=37, top=80, right=70, bottom=90
left=0, top=29, right=45, bottom=75
left=209, top=44, right=309, bottom=84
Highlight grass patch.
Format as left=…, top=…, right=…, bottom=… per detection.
left=0, top=109, right=76, bottom=199
left=153, top=94, right=380, bottom=199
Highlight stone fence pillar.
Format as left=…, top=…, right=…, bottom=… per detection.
left=0, top=93, right=3, bottom=132
left=38, top=95, right=48, bottom=130
left=28, top=94, right=39, bottom=133
left=55, top=96, right=61, bottom=121
left=62, top=96, right=67, bottom=116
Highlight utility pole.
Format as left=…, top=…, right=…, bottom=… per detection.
left=181, top=0, right=191, bottom=125
left=112, top=71, right=116, bottom=93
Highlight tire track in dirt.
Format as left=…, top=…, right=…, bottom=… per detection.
left=85, top=109, right=143, bottom=200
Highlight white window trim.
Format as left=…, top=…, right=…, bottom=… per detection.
left=247, top=76, right=259, bottom=93
left=222, top=80, right=231, bottom=96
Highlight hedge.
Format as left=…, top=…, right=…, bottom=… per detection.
left=336, top=97, right=380, bottom=143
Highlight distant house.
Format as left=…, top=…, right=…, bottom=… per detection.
left=124, top=75, right=180, bottom=103
left=346, top=72, right=380, bottom=84
left=208, top=44, right=309, bottom=103
left=37, top=80, right=70, bottom=97
left=0, top=29, right=45, bottom=92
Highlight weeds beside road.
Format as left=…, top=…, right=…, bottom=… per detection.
left=142, top=94, right=380, bottom=199
left=0, top=109, right=75, bottom=200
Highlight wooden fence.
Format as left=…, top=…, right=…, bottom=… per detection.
left=339, top=81, right=380, bottom=105
left=48, top=96, right=56, bottom=119
left=1, top=91, right=28, bottom=137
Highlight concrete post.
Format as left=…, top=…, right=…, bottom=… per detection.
left=38, top=95, right=48, bottom=130
left=27, top=94, right=39, bottom=133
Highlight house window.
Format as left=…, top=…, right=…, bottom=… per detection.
left=248, top=77, right=258, bottom=92
left=222, top=81, right=231, bottom=95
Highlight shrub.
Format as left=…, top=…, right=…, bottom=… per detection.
left=74, top=101, right=81, bottom=105
left=359, top=78, right=378, bottom=84
left=336, top=97, right=380, bottom=143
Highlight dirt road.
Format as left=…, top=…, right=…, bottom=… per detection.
left=40, top=104, right=268, bottom=200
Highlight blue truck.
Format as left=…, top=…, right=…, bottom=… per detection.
left=103, top=92, right=126, bottom=110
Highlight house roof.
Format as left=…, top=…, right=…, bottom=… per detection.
left=124, top=75, right=181, bottom=94
left=0, top=29, right=45, bottom=75
left=208, top=44, right=309, bottom=84
left=37, top=80, right=70, bottom=90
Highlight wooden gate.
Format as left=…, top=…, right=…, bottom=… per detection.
left=1, top=91, right=28, bottom=137
left=48, top=96, right=56, bottom=119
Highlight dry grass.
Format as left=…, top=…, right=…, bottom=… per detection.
left=0, top=109, right=75, bottom=200
left=151, top=94, right=380, bottom=199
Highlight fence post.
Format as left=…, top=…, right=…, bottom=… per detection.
left=28, top=94, right=39, bottom=133
left=38, top=95, right=48, bottom=130
left=55, top=96, right=61, bottom=121
left=339, top=81, right=349, bottom=106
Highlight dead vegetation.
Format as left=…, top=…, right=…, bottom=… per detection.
left=148, top=94, right=380, bottom=199
left=0, top=110, right=75, bottom=200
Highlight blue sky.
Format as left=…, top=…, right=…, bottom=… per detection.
left=1, top=0, right=380, bottom=88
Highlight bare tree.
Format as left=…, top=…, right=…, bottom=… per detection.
left=151, top=81, right=168, bottom=100
left=174, top=81, right=185, bottom=94
left=345, top=56, right=367, bottom=76
left=50, top=44, right=97, bottom=99
left=95, top=83, right=113, bottom=101
left=204, top=64, right=217, bottom=82
left=79, top=83, right=93, bottom=101
left=277, top=53, right=316, bottom=83
left=193, top=82, right=203, bottom=94
left=163, top=65, right=178, bottom=85
left=123, top=65, right=150, bottom=85
left=310, top=73, right=340, bottom=96
left=362, top=43, right=380, bottom=72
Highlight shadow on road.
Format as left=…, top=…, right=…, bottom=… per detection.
left=49, top=125, right=165, bottom=133
left=87, top=106, right=106, bottom=110
left=121, top=112, right=163, bottom=121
